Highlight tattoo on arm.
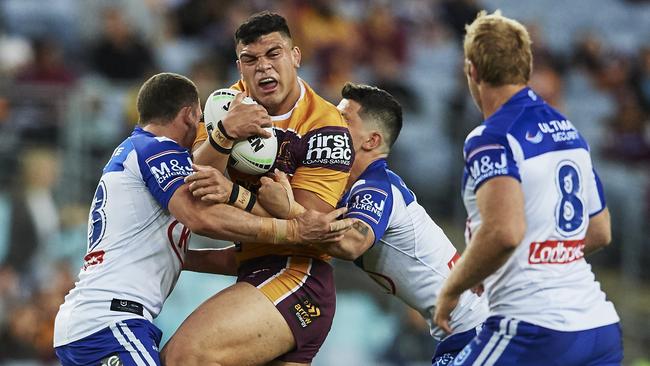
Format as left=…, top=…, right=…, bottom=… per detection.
left=352, top=221, right=369, bottom=237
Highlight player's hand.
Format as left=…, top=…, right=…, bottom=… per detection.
left=222, top=92, right=272, bottom=139
left=434, top=287, right=461, bottom=334
left=259, top=169, right=294, bottom=219
left=185, top=164, right=233, bottom=204
left=292, top=207, right=353, bottom=245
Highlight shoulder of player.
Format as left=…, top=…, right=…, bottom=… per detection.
left=295, top=82, right=346, bottom=132
left=130, top=132, right=184, bottom=151
left=351, top=166, right=393, bottom=197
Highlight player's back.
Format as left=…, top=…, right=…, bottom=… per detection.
left=342, top=159, right=487, bottom=340
left=462, top=87, right=619, bottom=331
left=54, top=128, right=190, bottom=347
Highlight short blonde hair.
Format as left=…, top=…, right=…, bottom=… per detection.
left=464, top=10, right=532, bottom=86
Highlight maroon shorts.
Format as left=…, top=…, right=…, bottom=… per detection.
left=237, top=255, right=336, bottom=363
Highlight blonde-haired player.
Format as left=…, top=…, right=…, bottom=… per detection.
left=435, top=11, right=622, bottom=365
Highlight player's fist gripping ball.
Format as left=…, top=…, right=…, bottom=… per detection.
left=203, top=89, right=278, bottom=175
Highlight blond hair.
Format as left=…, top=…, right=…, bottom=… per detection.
left=464, top=10, right=532, bottom=86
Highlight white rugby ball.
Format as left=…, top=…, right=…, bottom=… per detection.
left=230, top=127, right=278, bottom=175
left=203, top=88, right=277, bottom=175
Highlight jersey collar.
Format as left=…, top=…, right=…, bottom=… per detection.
left=501, top=86, right=542, bottom=108
left=359, top=158, right=388, bottom=180
left=132, top=126, right=154, bottom=137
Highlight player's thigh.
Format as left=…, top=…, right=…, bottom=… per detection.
left=162, top=281, right=294, bottom=366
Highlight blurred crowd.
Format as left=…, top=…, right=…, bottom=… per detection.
left=0, top=0, right=648, bottom=364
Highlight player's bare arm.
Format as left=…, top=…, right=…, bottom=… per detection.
left=184, top=246, right=239, bottom=276
left=583, top=208, right=612, bottom=256
left=258, top=170, right=373, bottom=259
left=193, top=91, right=272, bottom=172
left=185, top=163, right=271, bottom=217
left=434, top=176, right=525, bottom=333
left=168, top=184, right=351, bottom=245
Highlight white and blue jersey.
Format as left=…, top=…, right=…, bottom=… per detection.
left=54, top=127, right=193, bottom=364
left=458, top=87, right=621, bottom=365
left=339, top=159, right=488, bottom=344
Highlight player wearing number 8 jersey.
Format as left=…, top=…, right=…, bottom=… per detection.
left=434, top=11, right=622, bottom=365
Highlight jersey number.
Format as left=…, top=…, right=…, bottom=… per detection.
left=88, top=180, right=107, bottom=251
left=555, top=161, right=585, bottom=236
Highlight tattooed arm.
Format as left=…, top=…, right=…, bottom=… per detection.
left=309, top=219, right=375, bottom=260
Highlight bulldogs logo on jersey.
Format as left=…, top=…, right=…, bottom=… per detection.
left=145, top=151, right=193, bottom=191
left=348, top=187, right=387, bottom=225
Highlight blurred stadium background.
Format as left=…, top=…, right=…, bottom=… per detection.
left=0, top=0, right=648, bottom=365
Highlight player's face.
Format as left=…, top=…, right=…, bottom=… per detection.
left=337, top=98, right=367, bottom=155
left=237, top=32, right=301, bottom=116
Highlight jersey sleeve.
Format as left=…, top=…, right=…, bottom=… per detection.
left=586, top=168, right=607, bottom=217
left=136, top=138, right=193, bottom=210
left=464, top=131, right=520, bottom=192
left=344, top=181, right=393, bottom=244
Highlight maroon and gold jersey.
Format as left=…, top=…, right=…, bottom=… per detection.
left=194, top=79, right=353, bottom=262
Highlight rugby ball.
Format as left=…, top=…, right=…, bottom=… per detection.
left=230, top=127, right=278, bottom=175
left=203, top=88, right=277, bottom=175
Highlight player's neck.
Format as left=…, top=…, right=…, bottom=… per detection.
left=347, top=153, right=387, bottom=190
left=478, top=83, right=527, bottom=120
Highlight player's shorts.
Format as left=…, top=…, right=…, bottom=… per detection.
left=237, top=255, right=336, bottom=363
left=55, top=318, right=162, bottom=366
left=451, top=316, right=622, bottom=366
left=432, top=327, right=480, bottom=366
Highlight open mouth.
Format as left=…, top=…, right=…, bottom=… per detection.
left=258, top=77, right=278, bottom=93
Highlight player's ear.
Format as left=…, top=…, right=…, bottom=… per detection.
left=467, top=60, right=480, bottom=83
left=292, top=46, right=301, bottom=68
left=181, top=105, right=195, bottom=127
left=364, top=131, right=382, bottom=151
left=236, top=59, right=243, bottom=77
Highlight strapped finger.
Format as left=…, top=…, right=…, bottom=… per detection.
left=329, top=218, right=353, bottom=232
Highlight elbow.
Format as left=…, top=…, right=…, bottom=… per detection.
left=333, top=242, right=367, bottom=261
left=491, top=224, right=526, bottom=251
left=339, top=248, right=362, bottom=261
left=181, top=211, right=218, bottom=237
left=593, top=230, right=612, bottom=249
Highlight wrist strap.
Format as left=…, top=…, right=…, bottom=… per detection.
left=208, top=131, right=233, bottom=154
left=217, top=121, right=235, bottom=140
left=209, top=121, right=234, bottom=154
left=256, top=218, right=290, bottom=244
left=228, top=184, right=256, bottom=212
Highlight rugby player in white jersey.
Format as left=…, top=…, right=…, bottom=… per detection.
left=434, top=11, right=622, bottom=365
left=52, top=72, right=350, bottom=366
left=187, top=83, right=489, bottom=365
